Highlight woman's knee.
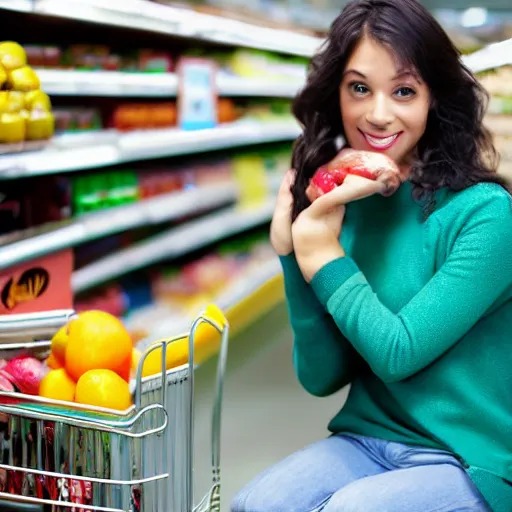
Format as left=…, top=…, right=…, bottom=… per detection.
left=230, top=438, right=349, bottom=512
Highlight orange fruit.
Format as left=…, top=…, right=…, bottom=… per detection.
left=141, top=304, right=227, bottom=377
left=75, top=369, right=132, bottom=411
left=65, top=311, right=132, bottom=382
left=39, top=369, right=76, bottom=402
left=50, top=324, right=69, bottom=365
left=46, top=352, right=63, bottom=370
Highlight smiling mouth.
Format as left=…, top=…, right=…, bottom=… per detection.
left=360, top=130, right=401, bottom=150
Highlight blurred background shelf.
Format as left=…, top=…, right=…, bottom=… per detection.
left=37, top=69, right=303, bottom=98
left=0, top=0, right=324, bottom=57
left=0, top=120, right=300, bottom=178
left=133, top=256, right=283, bottom=350
left=0, top=183, right=238, bottom=270
left=72, top=198, right=276, bottom=293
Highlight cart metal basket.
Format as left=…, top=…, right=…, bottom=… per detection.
left=0, top=308, right=230, bottom=512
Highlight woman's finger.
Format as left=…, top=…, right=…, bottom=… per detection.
left=309, top=175, right=386, bottom=215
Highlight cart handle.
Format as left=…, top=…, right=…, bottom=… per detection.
left=0, top=402, right=167, bottom=438
left=0, top=310, right=75, bottom=340
left=189, top=315, right=229, bottom=512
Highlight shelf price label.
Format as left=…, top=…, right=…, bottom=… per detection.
left=177, top=58, right=218, bottom=131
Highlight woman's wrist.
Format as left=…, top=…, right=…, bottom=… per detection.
left=296, top=243, right=346, bottom=283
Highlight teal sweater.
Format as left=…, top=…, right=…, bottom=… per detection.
left=281, top=181, right=512, bottom=512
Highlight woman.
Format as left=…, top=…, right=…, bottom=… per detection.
left=231, top=1, right=512, bottom=511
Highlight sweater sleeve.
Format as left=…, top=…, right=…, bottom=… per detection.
left=309, top=193, right=512, bottom=384
left=280, top=254, right=362, bottom=397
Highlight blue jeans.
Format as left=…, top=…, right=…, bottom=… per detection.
left=231, top=434, right=489, bottom=512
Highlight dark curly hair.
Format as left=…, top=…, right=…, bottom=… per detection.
left=291, top=0, right=507, bottom=220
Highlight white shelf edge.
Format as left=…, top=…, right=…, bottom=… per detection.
left=0, top=119, right=300, bottom=179
left=37, top=69, right=303, bottom=98
left=462, top=38, right=512, bottom=74
left=72, top=198, right=276, bottom=293
left=0, top=0, right=323, bottom=58
left=0, top=183, right=237, bottom=271
left=134, top=256, right=282, bottom=351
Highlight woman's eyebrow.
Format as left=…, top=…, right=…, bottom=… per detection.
left=343, top=69, right=367, bottom=78
left=392, top=70, right=422, bottom=83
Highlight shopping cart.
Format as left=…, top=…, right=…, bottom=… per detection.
left=0, top=307, right=230, bottom=512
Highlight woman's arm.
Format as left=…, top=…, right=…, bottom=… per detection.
left=306, top=193, right=512, bottom=384
left=281, top=254, right=362, bottom=396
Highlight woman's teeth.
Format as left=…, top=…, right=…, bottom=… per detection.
left=364, top=133, right=399, bottom=149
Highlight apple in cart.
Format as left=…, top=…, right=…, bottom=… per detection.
left=1, top=356, right=47, bottom=395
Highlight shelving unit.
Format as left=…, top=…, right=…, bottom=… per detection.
left=0, top=182, right=238, bottom=270
left=72, top=198, right=276, bottom=293
left=0, top=0, right=323, bottom=57
left=133, top=256, right=284, bottom=351
left=36, top=69, right=304, bottom=98
left=0, top=119, right=300, bottom=178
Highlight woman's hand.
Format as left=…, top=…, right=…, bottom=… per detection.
left=293, top=174, right=388, bottom=281
left=270, top=169, right=296, bottom=256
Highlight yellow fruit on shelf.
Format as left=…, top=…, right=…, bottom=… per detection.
left=39, top=369, right=76, bottom=402
left=0, top=42, right=27, bottom=72
left=26, top=110, right=54, bottom=141
left=141, top=304, right=227, bottom=377
left=5, top=91, right=25, bottom=113
left=8, top=66, right=40, bottom=92
left=0, top=92, right=9, bottom=113
left=65, top=310, right=133, bottom=382
left=0, top=65, right=6, bottom=88
left=75, top=369, right=132, bottom=411
left=50, top=324, right=69, bottom=366
left=25, top=90, right=51, bottom=111
left=0, top=112, right=25, bottom=143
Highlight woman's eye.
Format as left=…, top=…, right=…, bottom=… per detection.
left=395, top=87, right=416, bottom=98
left=350, top=83, right=369, bottom=95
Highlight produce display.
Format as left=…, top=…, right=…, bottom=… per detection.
left=24, top=43, right=307, bottom=82
left=0, top=41, right=54, bottom=149
left=308, top=149, right=401, bottom=200
left=26, top=44, right=174, bottom=73
left=478, top=66, right=512, bottom=183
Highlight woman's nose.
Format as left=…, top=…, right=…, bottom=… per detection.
left=365, top=93, right=395, bottom=127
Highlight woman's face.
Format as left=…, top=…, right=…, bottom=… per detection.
left=340, top=35, right=431, bottom=168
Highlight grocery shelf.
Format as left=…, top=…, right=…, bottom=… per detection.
left=462, top=38, right=512, bottom=74
left=72, top=198, right=276, bottom=293
left=0, top=183, right=237, bottom=271
left=485, top=115, right=512, bottom=136
left=134, top=256, right=284, bottom=354
left=0, top=0, right=323, bottom=58
left=0, top=119, right=301, bottom=179
left=37, top=69, right=303, bottom=98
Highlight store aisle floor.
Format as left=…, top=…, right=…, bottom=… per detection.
left=193, top=303, right=349, bottom=511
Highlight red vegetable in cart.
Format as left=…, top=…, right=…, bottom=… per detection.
left=308, top=150, right=401, bottom=201
left=1, top=356, right=47, bottom=395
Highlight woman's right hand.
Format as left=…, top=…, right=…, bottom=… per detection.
left=270, top=169, right=295, bottom=256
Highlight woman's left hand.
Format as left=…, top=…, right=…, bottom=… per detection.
left=293, top=174, right=388, bottom=282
